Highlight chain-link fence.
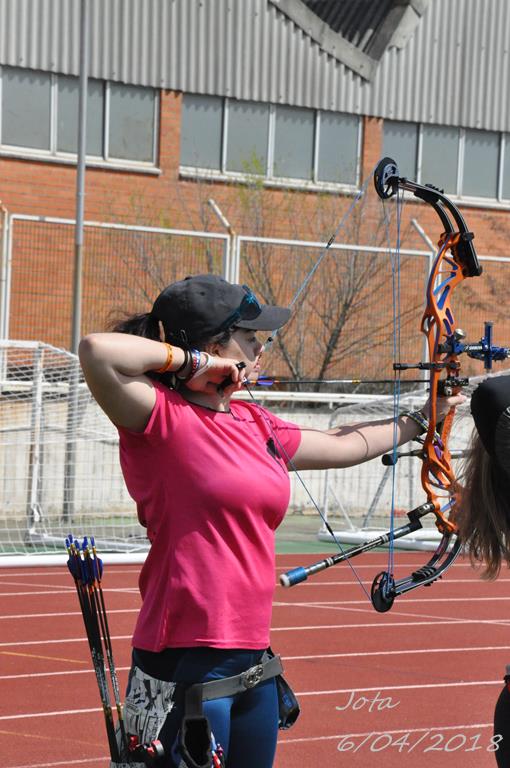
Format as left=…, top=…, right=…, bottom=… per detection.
left=3, top=216, right=230, bottom=348
left=4, top=212, right=510, bottom=385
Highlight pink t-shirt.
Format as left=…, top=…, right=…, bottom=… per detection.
left=118, top=383, right=301, bottom=651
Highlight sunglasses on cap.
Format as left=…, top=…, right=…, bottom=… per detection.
left=215, top=285, right=261, bottom=334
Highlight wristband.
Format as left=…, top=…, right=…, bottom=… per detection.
left=175, top=349, right=191, bottom=380
left=402, top=409, right=428, bottom=434
left=188, top=352, right=215, bottom=383
left=402, top=409, right=442, bottom=443
left=188, top=349, right=201, bottom=379
left=155, top=343, right=173, bottom=373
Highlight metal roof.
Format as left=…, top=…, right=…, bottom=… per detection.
left=0, top=0, right=508, bottom=131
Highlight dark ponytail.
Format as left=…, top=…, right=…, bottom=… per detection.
left=107, top=311, right=175, bottom=386
left=109, top=312, right=160, bottom=340
left=106, top=310, right=235, bottom=387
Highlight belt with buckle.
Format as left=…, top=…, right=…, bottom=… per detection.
left=198, top=651, right=283, bottom=702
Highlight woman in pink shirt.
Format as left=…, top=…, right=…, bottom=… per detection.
left=79, top=274, right=461, bottom=768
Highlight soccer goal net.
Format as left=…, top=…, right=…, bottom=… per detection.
left=0, top=341, right=145, bottom=561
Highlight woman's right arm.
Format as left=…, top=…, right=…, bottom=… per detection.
left=79, top=333, right=181, bottom=431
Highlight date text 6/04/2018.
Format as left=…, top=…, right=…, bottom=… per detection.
left=337, top=731, right=502, bottom=754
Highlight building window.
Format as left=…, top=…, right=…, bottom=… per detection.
left=226, top=101, right=269, bottom=174
left=274, top=105, right=315, bottom=180
left=382, top=121, right=418, bottom=181
left=0, top=65, right=158, bottom=167
left=462, top=129, right=499, bottom=199
left=180, top=94, right=361, bottom=189
left=57, top=75, right=104, bottom=155
left=180, top=94, right=223, bottom=169
left=317, top=111, right=359, bottom=185
left=421, top=125, right=458, bottom=194
left=383, top=119, right=509, bottom=202
left=108, top=83, right=156, bottom=162
left=503, top=135, right=510, bottom=200
left=2, top=68, right=51, bottom=150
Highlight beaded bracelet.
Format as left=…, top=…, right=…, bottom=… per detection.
left=402, top=409, right=428, bottom=434
left=155, top=343, right=173, bottom=373
left=402, top=409, right=443, bottom=444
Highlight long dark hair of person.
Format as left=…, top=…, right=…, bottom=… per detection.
left=456, top=425, right=510, bottom=579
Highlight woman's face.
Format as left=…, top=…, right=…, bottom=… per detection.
left=216, top=328, right=265, bottom=379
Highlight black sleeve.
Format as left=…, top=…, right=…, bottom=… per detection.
left=494, top=684, right=510, bottom=767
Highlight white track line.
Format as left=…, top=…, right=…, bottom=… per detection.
left=0, top=707, right=101, bottom=721
left=2, top=645, right=510, bottom=682
left=285, top=645, right=510, bottom=660
left=2, top=618, right=510, bottom=649
left=0, top=587, right=139, bottom=596
left=273, top=601, right=510, bottom=627
left=0, top=596, right=505, bottom=622
left=0, top=666, right=131, bottom=681
left=290, top=577, right=510, bottom=585
left=275, top=562, right=484, bottom=570
left=3, top=725, right=497, bottom=764
left=276, top=596, right=510, bottom=605
left=0, top=634, right=132, bottom=647
left=0, top=598, right=505, bottom=625
left=7, top=758, right=108, bottom=768
left=1, top=680, right=503, bottom=722
left=272, top=618, right=510, bottom=630
left=0, top=568, right=139, bottom=578
left=0, top=608, right=138, bottom=620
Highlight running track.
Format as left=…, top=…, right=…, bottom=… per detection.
left=0, top=552, right=508, bottom=768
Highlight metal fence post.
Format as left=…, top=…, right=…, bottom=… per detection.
left=26, top=345, right=45, bottom=532
left=63, top=355, right=80, bottom=524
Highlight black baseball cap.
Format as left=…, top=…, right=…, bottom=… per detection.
left=151, top=274, right=290, bottom=343
left=471, top=375, right=510, bottom=461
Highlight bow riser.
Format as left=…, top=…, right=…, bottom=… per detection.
left=420, top=232, right=469, bottom=535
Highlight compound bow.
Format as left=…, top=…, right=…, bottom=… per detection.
left=280, top=156, right=509, bottom=612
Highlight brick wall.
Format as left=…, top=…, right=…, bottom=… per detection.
left=0, top=91, right=507, bottom=251
left=0, top=91, right=509, bottom=359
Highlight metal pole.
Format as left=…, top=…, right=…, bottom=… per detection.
left=71, top=0, right=89, bottom=353
left=207, top=199, right=237, bottom=281
left=0, top=203, right=10, bottom=388
left=27, top=345, right=45, bottom=536
left=64, top=0, right=89, bottom=523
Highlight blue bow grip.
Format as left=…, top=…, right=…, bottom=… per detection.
left=279, top=566, right=308, bottom=588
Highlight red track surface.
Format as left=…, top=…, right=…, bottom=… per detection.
left=1, top=553, right=509, bottom=768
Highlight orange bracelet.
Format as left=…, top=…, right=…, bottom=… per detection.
left=155, top=343, right=173, bottom=373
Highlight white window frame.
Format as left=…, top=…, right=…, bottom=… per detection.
left=385, top=119, right=510, bottom=208
left=0, top=66, right=160, bottom=174
left=180, top=95, right=362, bottom=193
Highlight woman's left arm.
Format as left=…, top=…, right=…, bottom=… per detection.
left=290, top=394, right=465, bottom=471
